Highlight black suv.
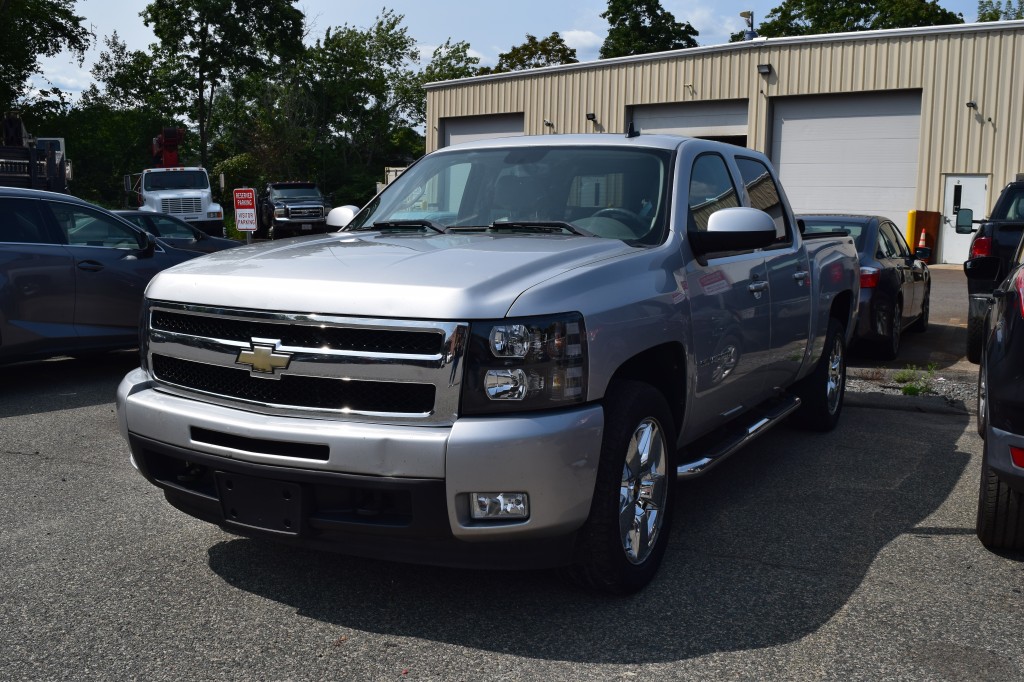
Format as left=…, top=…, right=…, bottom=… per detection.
left=957, top=176, right=1024, bottom=362
left=257, top=181, right=330, bottom=239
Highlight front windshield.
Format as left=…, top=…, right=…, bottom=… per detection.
left=271, top=185, right=323, bottom=201
left=348, top=145, right=672, bottom=243
left=143, top=170, right=209, bottom=191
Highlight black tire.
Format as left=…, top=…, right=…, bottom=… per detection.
left=570, top=380, right=677, bottom=594
left=909, top=286, right=930, bottom=333
left=966, top=313, right=984, bottom=364
left=791, top=317, right=846, bottom=432
left=877, top=298, right=902, bottom=360
left=976, top=362, right=987, bottom=438
left=976, top=444, right=1024, bottom=550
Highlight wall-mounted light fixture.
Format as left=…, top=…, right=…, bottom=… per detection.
left=757, top=63, right=772, bottom=76
left=586, top=112, right=597, bottom=123
left=543, top=119, right=554, bottom=128
left=965, top=100, right=978, bottom=109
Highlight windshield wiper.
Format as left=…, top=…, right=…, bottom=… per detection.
left=370, top=219, right=445, bottom=234
left=489, top=220, right=594, bottom=237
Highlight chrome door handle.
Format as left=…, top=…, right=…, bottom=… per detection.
left=748, top=281, right=769, bottom=293
left=793, top=271, right=809, bottom=281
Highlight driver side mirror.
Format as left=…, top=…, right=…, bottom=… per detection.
left=140, top=232, right=156, bottom=258
left=955, top=208, right=975, bottom=234
left=689, top=207, right=778, bottom=255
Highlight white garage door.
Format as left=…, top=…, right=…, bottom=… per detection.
left=631, top=100, right=748, bottom=138
left=442, top=114, right=524, bottom=147
left=771, top=92, right=921, bottom=231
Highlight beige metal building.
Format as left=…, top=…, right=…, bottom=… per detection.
left=424, top=20, right=1024, bottom=264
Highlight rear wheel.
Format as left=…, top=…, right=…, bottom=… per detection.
left=791, top=317, right=846, bottom=432
left=909, top=286, right=930, bottom=333
left=966, top=313, right=984, bottom=364
left=977, top=443, right=1024, bottom=550
left=878, top=298, right=902, bottom=360
left=570, top=380, right=676, bottom=594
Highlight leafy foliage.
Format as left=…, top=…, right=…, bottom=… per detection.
left=599, top=0, right=698, bottom=58
left=0, top=0, right=93, bottom=110
left=140, top=0, right=305, bottom=167
left=478, top=33, right=578, bottom=74
left=754, top=0, right=963, bottom=38
left=978, top=0, right=1024, bottom=20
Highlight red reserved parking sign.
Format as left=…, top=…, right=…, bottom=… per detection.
left=233, top=188, right=257, bottom=232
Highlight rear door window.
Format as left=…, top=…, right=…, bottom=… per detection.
left=0, top=198, right=58, bottom=244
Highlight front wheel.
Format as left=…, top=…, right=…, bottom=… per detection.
left=877, top=298, right=902, bottom=360
left=909, top=286, right=930, bottom=333
left=570, top=381, right=677, bottom=594
left=791, top=317, right=846, bottom=432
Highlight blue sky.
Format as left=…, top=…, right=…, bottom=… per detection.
left=37, top=0, right=982, bottom=96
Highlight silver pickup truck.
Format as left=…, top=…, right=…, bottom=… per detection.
left=116, top=134, right=859, bottom=593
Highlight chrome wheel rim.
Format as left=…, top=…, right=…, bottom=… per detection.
left=826, top=335, right=844, bottom=415
left=619, top=417, right=669, bottom=565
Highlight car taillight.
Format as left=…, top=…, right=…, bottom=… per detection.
left=970, top=236, right=993, bottom=258
left=860, top=266, right=879, bottom=289
left=1011, top=445, right=1024, bottom=469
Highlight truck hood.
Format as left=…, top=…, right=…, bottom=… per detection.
left=146, top=231, right=635, bottom=319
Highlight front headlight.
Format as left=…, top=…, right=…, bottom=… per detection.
left=461, top=313, right=587, bottom=415
left=274, top=207, right=286, bottom=218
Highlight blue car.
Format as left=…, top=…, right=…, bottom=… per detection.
left=966, top=238, right=1024, bottom=549
left=0, top=187, right=200, bottom=364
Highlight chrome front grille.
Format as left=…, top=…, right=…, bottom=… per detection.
left=161, top=197, right=203, bottom=214
left=145, top=302, right=469, bottom=424
left=289, top=206, right=324, bottom=219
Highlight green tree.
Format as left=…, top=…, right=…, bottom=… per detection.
left=478, top=32, right=578, bottom=74
left=599, top=0, right=698, bottom=59
left=140, top=0, right=305, bottom=168
left=409, top=39, right=480, bottom=123
left=0, top=0, right=92, bottom=110
left=754, top=0, right=963, bottom=38
left=298, top=11, right=424, bottom=203
left=978, top=0, right=1024, bottom=20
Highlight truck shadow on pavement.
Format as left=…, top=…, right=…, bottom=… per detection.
left=0, top=351, right=138, bottom=419
left=205, top=406, right=972, bottom=664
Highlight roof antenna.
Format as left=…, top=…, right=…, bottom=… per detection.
left=625, top=121, right=640, bottom=138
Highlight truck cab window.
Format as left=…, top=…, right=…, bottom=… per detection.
left=688, top=154, right=739, bottom=231
left=735, top=156, right=791, bottom=243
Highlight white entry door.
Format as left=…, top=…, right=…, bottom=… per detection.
left=940, top=175, right=989, bottom=264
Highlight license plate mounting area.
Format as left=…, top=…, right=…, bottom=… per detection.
left=215, top=471, right=303, bottom=536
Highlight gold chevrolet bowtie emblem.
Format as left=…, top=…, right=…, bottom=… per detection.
left=236, top=341, right=291, bottom=377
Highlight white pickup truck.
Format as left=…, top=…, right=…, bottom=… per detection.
left=116, top=134, right=859, bottom=593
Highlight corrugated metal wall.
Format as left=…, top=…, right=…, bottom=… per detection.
left=425, top=22, right=1024, bottom=213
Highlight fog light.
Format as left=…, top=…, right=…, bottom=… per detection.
left=470, top=492, right=529, bottom=520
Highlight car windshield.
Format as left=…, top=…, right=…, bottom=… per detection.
left=271, top=186, right=323, bottom=201
left=143, top=170, right=209, bottom=191
left=347, top=145, right=672, bottom=243
left=801, top=218, right=868, bottom=253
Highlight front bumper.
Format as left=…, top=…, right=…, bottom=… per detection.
left=116, top=369, right=604, bottom=568
left=271, top=218, right=329, bottom=237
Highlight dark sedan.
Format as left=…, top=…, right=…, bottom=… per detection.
left=966, top=240, right=1024, bottom=549
left=801, top=214, right=930, bottom=359
left=114, top=210, right=241, bottom=253
left=0, top=187, right=200, bottom=364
